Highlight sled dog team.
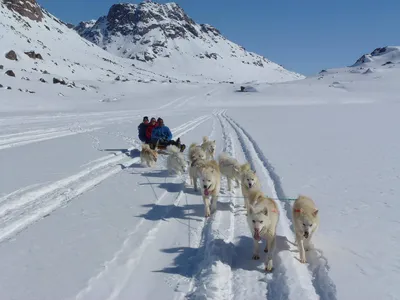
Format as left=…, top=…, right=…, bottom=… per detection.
left=140, top=137, right=320, bottom=272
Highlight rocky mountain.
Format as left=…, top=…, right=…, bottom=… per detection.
left=3, top=0, right=43, bottom=21
left=0, top=0, right=178, bottom=100
left=352, top=46, right=400, bottom=67
left=75, top=1, right=304, bottom=83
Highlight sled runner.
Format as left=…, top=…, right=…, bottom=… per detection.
left=147, top=138, right=186, bottom=153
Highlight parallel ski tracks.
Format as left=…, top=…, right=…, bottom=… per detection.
left=0, top=113, right=214, bottom=244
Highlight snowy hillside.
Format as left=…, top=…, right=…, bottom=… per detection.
left=1, top=2, right=399, bottom=299
left=352, top=46, right=400, bottom=67
left=75, top=2, right=303, bottom=83
left=1, top=0, right=194, bottom=104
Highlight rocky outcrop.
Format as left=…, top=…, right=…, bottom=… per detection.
left=5, top=50, right=18, bottom=61
left=5, top=70, right=16, bottom=77
left=53, top=77, right=66, bottom=85
left=4, top=0, right=43, bottom=22
left=74, top=2, right=262, bottom=65
left=24, top=51, right=43, bottom=59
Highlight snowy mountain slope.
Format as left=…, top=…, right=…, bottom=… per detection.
left=75, top=1, right=304, bottom=83
left=352, top=46, right=400, bottom=67
left=0, top=0, right=205, bottom=101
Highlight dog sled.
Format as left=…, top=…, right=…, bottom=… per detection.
left=147, top=138, right=186, bottom=153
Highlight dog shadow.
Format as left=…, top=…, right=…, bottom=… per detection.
left=153, top=238, right=235, bottom=279
left=102, top=148, right=140, bottom=159
left=139, top=181, right=184, bottom=193
left=231, top=235, right=291, bottom=272
left=141, top=169, right=171, bottom=178
left=135, top=201, right=205, bottom=221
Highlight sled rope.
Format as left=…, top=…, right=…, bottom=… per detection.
left=217, top=195, right=297, bottom=201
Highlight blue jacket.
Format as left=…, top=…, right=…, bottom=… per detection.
left=138, top=123, right=148, bottom=142
left=151, top=125, right=172, bottom=141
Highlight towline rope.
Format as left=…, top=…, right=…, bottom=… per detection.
left=217, top=195, right=297, bottom=201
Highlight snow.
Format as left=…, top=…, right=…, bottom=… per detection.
left=1, top=2, right=400, bottom=300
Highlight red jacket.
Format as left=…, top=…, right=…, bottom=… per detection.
left=145, top=122, right=158, bottom=140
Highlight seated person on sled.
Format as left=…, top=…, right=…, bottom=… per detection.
left=138, top=116, right=149, bottom=143
left=149, top=118, right=185, bottom=152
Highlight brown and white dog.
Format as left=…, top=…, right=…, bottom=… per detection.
left=140, top=143, right=158, bottom=167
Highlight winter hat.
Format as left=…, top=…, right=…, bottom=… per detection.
left=143, top=116, right=149, bottom=121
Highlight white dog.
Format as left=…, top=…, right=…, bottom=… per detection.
left=140, top=144, right=158, bottom=167
left=240, top=163, right=261, bottom=209
left=201, top=136, right=216, bottom=160
left=247, top=190, right=279, bottom=272
left=292, top=195, right=320, bottom=263
left=218, top=152, right=241, bottom=192
left=188, top=143, right=207, bottom=191
left=166, top=145, right=187, bottom=175
left=199, top=160, right=221, bottom=217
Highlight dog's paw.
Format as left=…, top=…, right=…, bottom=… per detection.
left=264, top=248, right=268, bottom=253
left=300, top=257, right=307, bottom=264
left=265, top=266, right=274, bottom=272
left=252, top=254, right=260, bottom=260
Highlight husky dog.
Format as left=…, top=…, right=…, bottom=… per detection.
left=218, top=152, right=241, bottom=192
left=247, top=190, right=279, bottom=272
left=140, top=143, right=158, bottom=167
left=240, top=163, right=261, bottom=209
left=166, top=145, right=187, bottom=175
left=188, top=143, right=207, bottom=191
left=292, top=195, right=319, bottom=263
left=199, top=160, right=221, bottom=217
left=201, top=136, right=216, bottom=160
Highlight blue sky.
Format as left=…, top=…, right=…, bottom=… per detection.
left=37, top=0, right=398, bottom=76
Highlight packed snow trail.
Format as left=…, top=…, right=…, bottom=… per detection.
left=74, top=110, right=223, bottom=300
left=0, top=114, right=212, bottom=244
left=223, top=112, right=337, bottom=300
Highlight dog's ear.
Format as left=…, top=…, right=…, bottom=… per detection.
left=262, top=207, right=268, bottom=216
left=312, top=209, right=319, bottom=217
left=294, top=208, right=304, bottom=214
left=248, top=205, right=254, bottom=214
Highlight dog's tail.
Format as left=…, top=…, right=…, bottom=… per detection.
left=218, top=152, right=230, bottom=162
left=166, top=144, right=180, bottom=154
left=142, top=143, right=150, bottom=150
left=189, top=143, right=198, bottom=153
left=202, top=136, right=209, bottom=143
left=240, top=162, right=251, bottom=172
left=249, top=189, right=264, bottom=204
left=206, top=159, right=220, bottom=172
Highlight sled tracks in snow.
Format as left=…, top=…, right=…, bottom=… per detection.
left=222, top=110, right=337, bottom=300
left=0, top=114, right=213, bottom=244
left=179, top=110, right=337, bottom=300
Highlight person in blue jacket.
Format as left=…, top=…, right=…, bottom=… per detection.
left=151, top=118, right=172, bottom=143
left=150, top=118, right=186, bottom=151
left=138, top=116, right=149, bottom=142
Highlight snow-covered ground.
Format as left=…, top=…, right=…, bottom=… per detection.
left=2, top=2, right=400, bottom=298
left=1, top=53, right=400, bottom=299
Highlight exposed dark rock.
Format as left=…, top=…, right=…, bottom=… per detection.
left=0, top=65, right=3, bottom=70
left=5, top=70, right=16, bottom=77
left=39, top=78, right=47, bottom=83
left=24, top=51, right=43, bottom=60
left=4, top=0, right=43, bottom=22
left=5, top=50, right=18, bottom=61
left=53, top=77, right=66, bottom=85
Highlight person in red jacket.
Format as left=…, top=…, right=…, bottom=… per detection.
left=145, top=117, right=157, bottom=142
